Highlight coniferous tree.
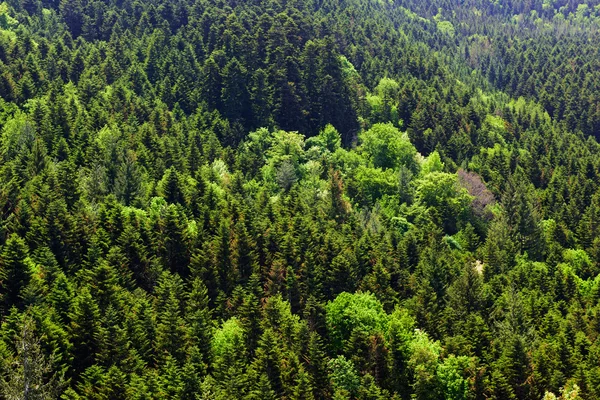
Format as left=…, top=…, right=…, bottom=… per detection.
left=0, top=0, right=599, bottom=398
left=69, top=287, right=103, bottom=376
left=0, top=234, right=31, bottom=313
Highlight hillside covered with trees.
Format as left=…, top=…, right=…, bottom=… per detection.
left=1, top=0, right=600, bottom=398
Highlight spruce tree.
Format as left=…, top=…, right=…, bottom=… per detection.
left=0, top=234, right=31, bottom=313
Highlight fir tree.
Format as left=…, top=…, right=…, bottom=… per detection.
left=0, top=234, right=31, bottom=313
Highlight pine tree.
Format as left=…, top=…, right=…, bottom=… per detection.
left=221, top=58, right=251, bottom=128
left=160, top=168, right=184, bottom=205
left=158, top=355, right=184, bottom=399
left=156, top=285, right=188, bottom=364
left=304, top=331, right=330, bottom=398
left=237, top=275, right=263, bottom=355
left=446, top=261, right=484, bottom=324
left=577, top=191, right=600, bottom=250
left=125, top=295, right=154, bottom=364
left=214, top=220, right=233, bottom=294
left=161, top=205, right=190, bottom=276
left=117, top=220, right=151, bottom=289
left=201, top=56, right=222, bottom=112
left=211, top=317, right=248, bottom=398
left=144, top=30, right=165, bottom=84
left=69, top=287, right=103, bottom=376
left=246, top=372, right=277, bottom=400
left=250, top=68, right=273, bottom=129
left=276, top=159, right=298, bottom=192
left=181, top=345, right=204, bottom=398
left=114, top=150, right=142, bottom=206
left=250, top=329, right=284, bottom=396
left=18, top=72, right=36, bottom=102
left=230, top=217, right=257, bottom=285
left=502, top=172, right=544, bottom=260
left=48, top=272, right=74, bottom=324
left=482, top=213, right=517, bottom=280
left=88, top=260, right=118, bottom=310
left=102, top=366, right=128, bottom=400
left=27, top=139, right=48, bottom=178
left=0, top=234, right=31, bottom=313
left=186, top=277, right=213, bottom=365
left=96, top=305, right=129, bottom=367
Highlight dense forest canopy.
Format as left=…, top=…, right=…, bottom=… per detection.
left=1, top=0, right=600, bottom=398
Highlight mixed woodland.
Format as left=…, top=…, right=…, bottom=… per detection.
left=2, top=0, right=600, bottom=398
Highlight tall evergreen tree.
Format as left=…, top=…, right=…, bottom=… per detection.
left=0, top=234, right=31, bottom=313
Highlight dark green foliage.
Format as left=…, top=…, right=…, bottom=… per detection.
left=1, top=0, right=600, bottom=398
left=0, top=234, right=31, bottom=312
left=68, top=287, right=102, bottom=376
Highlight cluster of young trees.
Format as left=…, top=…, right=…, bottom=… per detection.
left=2, top=0, right=600, bottom=398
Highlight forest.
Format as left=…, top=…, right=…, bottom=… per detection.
left=1, top=0, right=600, bottom=398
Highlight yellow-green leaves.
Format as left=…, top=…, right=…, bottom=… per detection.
left=326, top=291, right=389, bottom=351
left=359, top=123, right=417, bottom=171
left=212, top=317, right=246, bottom=365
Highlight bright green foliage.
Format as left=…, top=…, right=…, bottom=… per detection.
left=437, top=355, right=473, bottom=400
left=306, top=124, right=342, bottom=154
left=292, top=367, right=315, bottom=400
left=415, top=172, right=473, bottom=232
left=351, top=165, right=398, bottom=205
left=212, top=317, right=246, bottom=371
left=359, top=123, right=417, bottom=171
left=326, top=292, right=389, bottom=351
left=209, top=317, right=247, bottom=398
left=420, top=151, right=444, bottom=175
left=368, top=78, right=401, bottom=126
left=0, top=0, right=599, bottom=397
left=328, top=355, right=361, bottom=397
left=437, top=20, right=455, bottom=37
left=409, top=330, right=441, bottom=400
left=562, top=249, right=595, bottom=279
